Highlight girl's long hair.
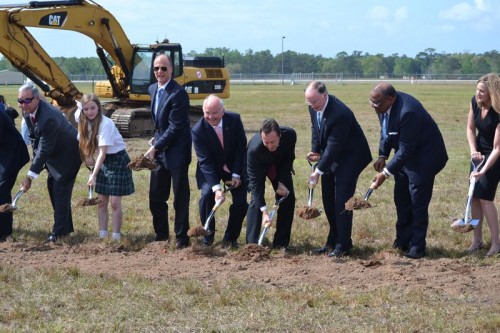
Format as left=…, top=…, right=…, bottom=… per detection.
left=78, top=93, right=103, bottom=166
left=477, top=73, right=500, bottom=114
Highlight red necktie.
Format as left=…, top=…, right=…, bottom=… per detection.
left=30, top=114, right=36, bottom=126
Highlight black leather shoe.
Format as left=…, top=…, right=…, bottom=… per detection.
left=328, top=248, right=350, bottom=258
left=0, top=233, right=11, bottom=242
left=203, top=235, right=214, bottom=247
left=175, top=240, right=189, bottom=249
left=404, top=247, right=426, bottom=259
left=312, top=246, right=331, bottom=254
left=154, top=233, right=168, bottom=242
left=47, top=233, right=57, bottom=243
left=392, top=239, right=409, bottom=251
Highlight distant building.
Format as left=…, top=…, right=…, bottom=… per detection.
left=0, top=70, right=25, bottom=85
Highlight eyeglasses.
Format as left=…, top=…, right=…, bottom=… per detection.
left=17, top=97, right=35, bottom=104
left=305, top=94, right=325, bottom=106
left=153, top=66, right=169, bottom=72
left=368, top=97, right=387, bottom=108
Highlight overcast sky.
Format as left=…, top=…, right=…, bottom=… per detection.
left=14, top=0, right=500, bottom=58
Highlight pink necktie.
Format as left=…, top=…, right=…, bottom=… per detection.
left=214, top=126, right=230, bottom=173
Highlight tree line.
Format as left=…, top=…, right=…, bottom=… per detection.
left=1, top=47, right=500, bottom=78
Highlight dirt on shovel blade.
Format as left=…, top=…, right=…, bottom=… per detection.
left=450, top=219, right=474, bottom=233
left=128, top=154, right=157, bottom=171
left=345, top=197, right=372, bottom=211
left=187, top=226, right=210, bottom=237
left=297, top=206, right=321, bottom=219
left=0, top=204, right=16, bottom=213
left=76, top=198, right=102, bottom=207
left=232, top=244, right=271, bottom=262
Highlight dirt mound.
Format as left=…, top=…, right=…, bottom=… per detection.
left=296, top=206, right=321, bottom=219
left=76, top=197, right=102, bottom=207
left=450, top=220, right=474, bottom=233
left=128, top=154, right=157, bottom=171
left=232, top=244, right=271, bottom=262
left=345, top=197, right=372, bottom=211
left=0, top=203, right=16, bottom=213
left=187, top=226, right=210, bottom=237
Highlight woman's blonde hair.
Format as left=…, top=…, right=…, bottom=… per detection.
left=477, top=73, right=500, bottom=113
left=78, top=93, right=103, bottom=165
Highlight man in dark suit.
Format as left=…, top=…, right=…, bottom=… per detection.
left=191, top=95, right=248, bottom=248
left=19, top=83, right=81, bottom=242
left=246, top=118, right=296, bottom=249
left=369, top=82, right=448, bottom=259
left=0, top=105, right=30, bottom=241
left=144, top=54, right=191, bottom=249
left=305, top=81, right=372, bottom=257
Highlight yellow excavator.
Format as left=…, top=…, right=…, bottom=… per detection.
left=0, top=0, right=230, bottom=137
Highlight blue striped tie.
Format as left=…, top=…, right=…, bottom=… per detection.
left=382, top=113, right=388, bottom=139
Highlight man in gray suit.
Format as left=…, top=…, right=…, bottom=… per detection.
left=19, top=83, right=81, bottom=242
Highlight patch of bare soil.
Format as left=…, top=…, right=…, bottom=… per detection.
left=1, top=241, right=500, bottom=302
left=296, top=206, right=321, bottom=219
left=127, top=154, right=157, bottom=171
left=76, top=197, right=102, bottom=207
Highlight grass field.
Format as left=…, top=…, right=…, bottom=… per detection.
left=2, top=81, right=500, bottom=332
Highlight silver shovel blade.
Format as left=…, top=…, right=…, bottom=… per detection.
left=450, top=218, right=478, bottom=233
left=258, top=226, right=268, bottom=246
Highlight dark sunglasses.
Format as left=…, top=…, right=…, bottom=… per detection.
left=17, top=97, right=35, bottom=104
left=153, top=66, right=168, bottom=72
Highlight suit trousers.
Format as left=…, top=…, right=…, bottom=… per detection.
left=149, top=164, right=190, bottom=243
left=246, top=174, right=295, bottom=248
left=47, top=173, right=76, bottom=236
left=393, top=170, right=435, bottom=251
left=199, top=181, right=248, bottom=244
left=321, top=170, right=359, bottom=251
left=0, top=174, right=18, bottom=234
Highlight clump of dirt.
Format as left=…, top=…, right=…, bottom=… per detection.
left=450, top=220, right=474, bottom=233
left=345, top=197, right=372, bottom=211
left=0, top=203, right=16, bottom=213
left=232, top=244, right=271, bottom=262
left=187, top=226, right=210, bottom=237
left=297, top=206, right=321, bottom=219
left=76, top=198, right=102, bottom=207
left=128, top=154, right=157, bottom=171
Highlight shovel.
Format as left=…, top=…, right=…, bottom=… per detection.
left=451, top=157, right=485, bottom=233
left=188, top=182, right=236, bottom=237
left=0, top=189, right=24, bottom=213
left=297, top=161, right=321, bottom=219
left=258, top=192, right=289, bottom=246
left=344, top=182, right=376, bottom=211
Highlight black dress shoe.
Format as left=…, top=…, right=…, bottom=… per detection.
left=154, top=233, right=168, bottom=242
left=328, top=248, right=350, bottom=258
left=175, top=240, right=189, bottom=249
left=312, top=246, right=331, bottom=254
left=404, top=247, right=426, bottom=259
left=0, top=233, right=11, bottom=242
left=392, top=239, right=409, bottom=251
left=47, top=233, right=57, bottom=243
left=203, top=234, right=214, bottom=247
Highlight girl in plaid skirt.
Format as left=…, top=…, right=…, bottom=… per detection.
left=78, top=94, right=135, bottom=241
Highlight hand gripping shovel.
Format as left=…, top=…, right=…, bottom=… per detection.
left=188, top=182, right=236, bottom=237
left=0, top=189, right=24, bottom=213
left=297, top=161, right=321, bottom=219
left=258, top=192, right=289, bottom=246
left=451, top=157, right=485, bottom=233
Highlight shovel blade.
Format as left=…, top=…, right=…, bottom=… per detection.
left=258, top=226, right=268, bottom=246
left=450, top=218, right=478, bottom=233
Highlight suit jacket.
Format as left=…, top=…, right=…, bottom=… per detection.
left=379, top=91, right=448, bottom=185
left=192, top=111, right=247, bottom=188
left=25, top=100, right=81, bottom=182
left=149, top=80, right=191, bottom=169
left=310, top=95, right=372, bottom=175
left=246, top=126, right=296, bottom=209
left=0, top=109, right=29, bottom=181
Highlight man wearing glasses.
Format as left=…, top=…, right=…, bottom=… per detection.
left=144, top=54, right=192, bottom=249
left=305, top=81, right=372, bottom=258
left=369, top=82, right=448, bottom=259
left=18, top=83, right=81, bottom=242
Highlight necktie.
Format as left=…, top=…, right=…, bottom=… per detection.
left=317, top=112, right=322, bottom=129
left=155, top=88, right=164, bottom=115
left=214, top=126, right=230, bottom=173
left=30, top=114, right=36, bottom=126
left=382, top=113, right=388, bottom=139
